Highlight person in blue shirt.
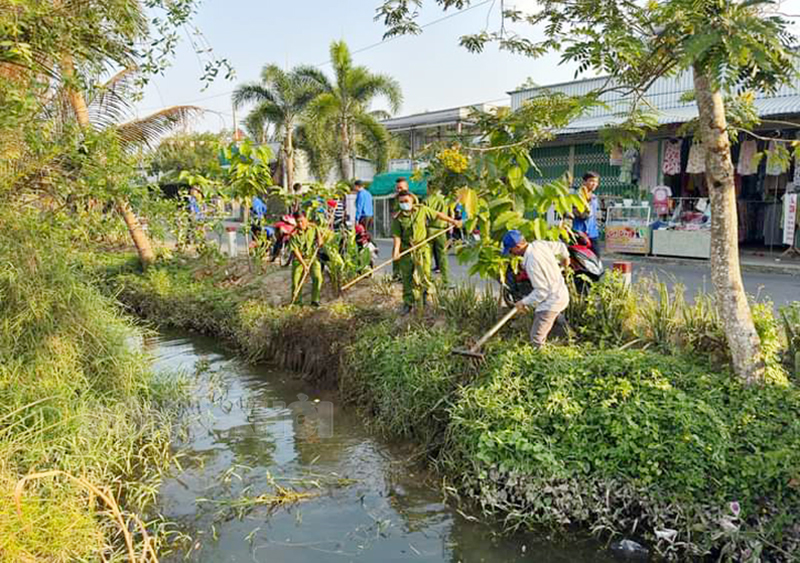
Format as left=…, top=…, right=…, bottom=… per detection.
left=572, top=171, right=602, bottom=257
left=250, top=195, right=269, bottom=243
left=187, top=187, right=204, bottom=220
left=452, top=198, right=469, bottom=240
left=354, top=180, right=374, bottom=232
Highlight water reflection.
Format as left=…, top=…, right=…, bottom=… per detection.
left=149, top=331, right=616, bottom=563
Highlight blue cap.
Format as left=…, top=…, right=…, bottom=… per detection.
left=502, top=230, right=524, bottom=255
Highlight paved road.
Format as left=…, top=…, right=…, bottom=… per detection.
left=373, top=240, right=800, bottom=308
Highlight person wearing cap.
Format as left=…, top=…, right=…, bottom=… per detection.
left=289, top=211, right=325, bottom=307
left=392, top=189, right=461, bottom=314
left=353, top=180, right=374, bottom=232
left=502, top=230, right=570, bottom=348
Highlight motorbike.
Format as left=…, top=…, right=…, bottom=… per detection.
left=354, top=223, right=379, bottom=268
left=501, top=234, right=604, bottom=307
left=270, top=214, right=298, bottom=267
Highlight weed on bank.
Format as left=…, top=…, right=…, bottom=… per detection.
left=0, top=214, right=185, bottom=561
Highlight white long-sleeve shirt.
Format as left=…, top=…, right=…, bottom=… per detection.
left=520, top=241, right=570, bottom=313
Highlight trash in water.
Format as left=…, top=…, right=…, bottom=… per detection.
left=610, top=539, right=649, bottom=558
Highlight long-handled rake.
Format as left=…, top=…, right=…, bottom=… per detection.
left=452, top=307, right=519, bottom=359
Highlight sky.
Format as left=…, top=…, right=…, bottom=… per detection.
left=132, top=0, right=586, bottom=133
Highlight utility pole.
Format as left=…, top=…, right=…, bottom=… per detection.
left=232, top=101, right=238, bottom=142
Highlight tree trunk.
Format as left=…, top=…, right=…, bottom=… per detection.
left=61, top=55, right=157, bottom=269
left=61, top=55, right=91, bottom=128
left=339, top=117, right=351, bottom=181
left=692, top=66, right=764, bottom=384
left=118, top=199, right=156, bottom=268
left=284, top=125, right=295, bottom=190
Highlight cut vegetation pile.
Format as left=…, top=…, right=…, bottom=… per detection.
left=107, top=252, right=800, bottom=560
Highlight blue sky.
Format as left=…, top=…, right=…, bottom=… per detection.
left=133, top=0, right=585, bottom=132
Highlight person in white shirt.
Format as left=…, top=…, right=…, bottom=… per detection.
left=501, top=229, right=570, bottom=348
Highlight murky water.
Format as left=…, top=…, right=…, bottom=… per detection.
left=149, top=331, right=619, bottom=563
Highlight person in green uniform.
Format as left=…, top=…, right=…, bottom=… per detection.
left=289, top=212, right=325, bottom=306
left=392, top=190, right=461, bottom=314
left=391, top=177, right=410, bottom=281
left=425, top=189, right=452, bottom=286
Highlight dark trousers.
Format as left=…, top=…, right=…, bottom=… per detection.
left=590, top=238, right=601, bottom=257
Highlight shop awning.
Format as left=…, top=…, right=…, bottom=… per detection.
left=368, top=171, right=427, bottom=197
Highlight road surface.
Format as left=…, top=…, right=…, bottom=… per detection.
left=372, top=240, right=800, bottom=308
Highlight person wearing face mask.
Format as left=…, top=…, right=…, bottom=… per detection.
left=391, top=190, right=461, bottom=314
left=502, top=229, right=570, bottom=348
left=391, top=177, right=413, bottom=280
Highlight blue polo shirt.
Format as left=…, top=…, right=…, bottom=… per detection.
left=573, top=194, right=599, bottom=239
left=355, top=189, right=373, bottom=221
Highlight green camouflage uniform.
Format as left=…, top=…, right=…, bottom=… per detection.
left=391, top=204, right=438, bottom=308
left=425, top=192, right=451, bottom=285
left=289, top=225, right=323, bottom=304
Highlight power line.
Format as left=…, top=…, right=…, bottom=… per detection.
left=137, top=0, right=495, bottom=112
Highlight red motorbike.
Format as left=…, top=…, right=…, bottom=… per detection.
left=270, top=214, right=297, bottom=267
left=501, top=233, right=604, bottom=307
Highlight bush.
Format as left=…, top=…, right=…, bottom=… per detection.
left=437, top=283, right=500, bottom=334
left=444, top=345, right=800, bottom=558
left=566, top=271, right=638, bottom=347
left=342, top=323, right=468, bottom=445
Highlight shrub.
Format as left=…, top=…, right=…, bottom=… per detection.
left=566, top=271, right=638, bottom=346
left=780, top=302, right=800, bottom=377
left=342, top=323, right=467, bottom=445
left=437, top=283, right=500, bottom=334
left=445, top=345, right=800, bottom=559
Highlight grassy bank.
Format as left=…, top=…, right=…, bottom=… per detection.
left=0, top=215, right=184, bottom=561
left=107, top=253, right=800, bottom=561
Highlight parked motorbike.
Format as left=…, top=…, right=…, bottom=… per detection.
left=501, top=234, right=604, bottom=307
left=270, top=214, right=298, bottom=267
left=354, top=223, right=379, bottom=268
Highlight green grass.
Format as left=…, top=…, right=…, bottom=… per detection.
left=0, top=211, right=185, bottom=561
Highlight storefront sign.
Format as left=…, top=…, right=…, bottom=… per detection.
left=784, top=194, right=797, bottom=246
left=605, top=225, right=651, bottom=254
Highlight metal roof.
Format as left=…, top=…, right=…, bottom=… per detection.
left=380, top=103, right=499, bottom=131
left=511, top=72, right=800, bottom=134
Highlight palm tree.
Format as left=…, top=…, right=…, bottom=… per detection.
left=308, top=41, right=402, bottom=180
left=63, top=66, right=199, bottom=267
left=233, top=64, right=327, bottom=188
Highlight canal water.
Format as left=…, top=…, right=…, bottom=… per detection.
left=149, top=331, right=619, bottom=562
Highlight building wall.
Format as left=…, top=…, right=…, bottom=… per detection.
left=529, top=142, right=642, bottom=197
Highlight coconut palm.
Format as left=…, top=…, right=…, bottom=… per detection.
left=308, top=40, right=402, bottom=180
left=233, top=64, right=328, bottom=188
left=63, top=66, right=200, bottom=267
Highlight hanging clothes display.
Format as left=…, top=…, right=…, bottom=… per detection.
left=737, top=140, right=758, bottom=176
left=662, top=140, right=681, bottom=176
left=794, top=133, right=800, bottom=187
left=619, top=149, right=638, bottom=184
left=651, top=185, right=672, bottom=217
left=766, top=141, right=785, bottom=176
left=686, top=142, right=706, bottom=174
left=639, top=141, right=659, bottom=190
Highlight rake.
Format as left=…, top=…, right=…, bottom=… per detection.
left=452, top=307, right=519, bottom=359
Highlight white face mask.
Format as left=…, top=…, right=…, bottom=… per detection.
left=399, top=202, right=412, bottom=211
